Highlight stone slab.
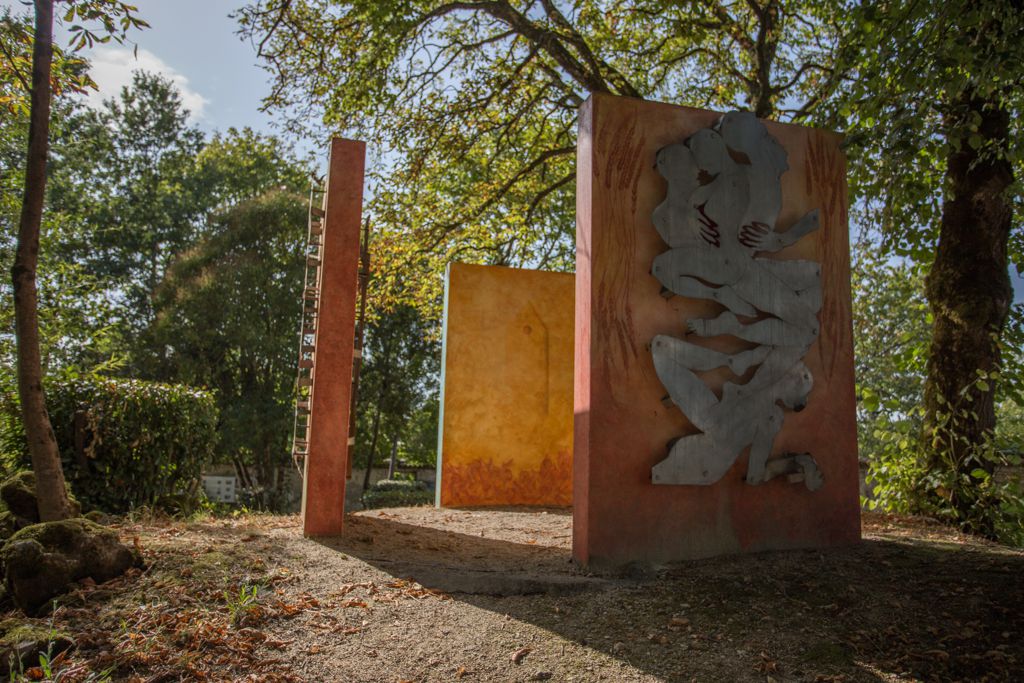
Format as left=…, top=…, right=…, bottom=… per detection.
left=437, top=263, right=574, bottom=507
left=573, top=94, right=860, bottom=566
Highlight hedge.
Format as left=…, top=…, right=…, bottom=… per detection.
left=1, top=377, right=218, bottom=513
left=362, top=479, right=433, bottom=509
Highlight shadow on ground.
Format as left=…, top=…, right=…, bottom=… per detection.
left=307, top=509, right=1023, bottom=682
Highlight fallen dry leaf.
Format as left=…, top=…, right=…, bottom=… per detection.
left=511, top=647, right=532, bottom=664
left=341, top=599, right=368, bottom=608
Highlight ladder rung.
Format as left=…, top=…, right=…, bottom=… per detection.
left=297, top=377, right=312, bottom=387
left=306, top=256, right=320, bottom=267
left=301, top=345, right=315, bottom=354
left=299, top=359, right=314, bottom=369
left=311, top=207, right=325, bottom=219
left=297, top=400, right=310, bottom=410
left=303, top=326, right=316, bottom=335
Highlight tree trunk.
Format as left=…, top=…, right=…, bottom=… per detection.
left=387, top=437, right=398, bottom=479
left=924, top=86, right=1013, bottom=530
left=751, top=0, right=779, bottom=120
left=12, top=0, right=72, bottom=522
left=362, top=402, right=383, bottom=492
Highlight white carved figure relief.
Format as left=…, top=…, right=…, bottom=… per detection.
left=650, top=112, right=824, bottom=490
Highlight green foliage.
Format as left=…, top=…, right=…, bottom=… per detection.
left=27, top=377, right=218, bottom=513
left=361, top=478, right=432, bottom=510
left=223, top=583, right=261, bottom=626
left=2, top=60, right=310, bottom=512
left=830, top=0, right=1024, bottom=541
left=852, top=242, right=930, bottom=469
left=827, top=0, right=1024, bottom=264
left=853, top=241, right=1024, bottom=545
left=237, top=0, right=847, bottom=318
left=47, top=70, right=206, bottom=334
left=354, top=305, right=440, bottom=474
left=150, top=175, right=309, bottom=510
left=0, top=9, right=97, bottom=117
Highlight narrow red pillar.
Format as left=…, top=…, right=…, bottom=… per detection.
left=301, top=138, right=365, bottom=536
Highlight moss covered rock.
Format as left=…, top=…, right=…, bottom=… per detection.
left=83, top=510, right=113, bottom=525
left=0, top=472, right=81, bottom=539
left=0, top=472, right=39, bottom=522
left=0, top=618, right=74, bottom=675
left=0, top=511, right=19, bottom=541
left=2, top=519, right=141, bottom=614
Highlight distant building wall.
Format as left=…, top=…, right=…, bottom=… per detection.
left=437, top=263, right=574, bottom=507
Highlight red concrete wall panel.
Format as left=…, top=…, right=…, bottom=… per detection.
left=573, top=94, right=860, bottom=566
left=301, top=138, right=365, bottom=536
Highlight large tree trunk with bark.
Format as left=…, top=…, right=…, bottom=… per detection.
left=12, top=0, right=73, bottom=522
left=924, top=87, right=1013, bottom=531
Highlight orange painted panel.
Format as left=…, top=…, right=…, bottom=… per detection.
left=438, top=263, right=574, bottom=507
left=574, top=94, right=860, bottom=566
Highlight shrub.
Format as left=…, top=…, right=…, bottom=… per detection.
left=361, top=478, right=433, bottom=509
left=1, top=377, right=218, bottom=513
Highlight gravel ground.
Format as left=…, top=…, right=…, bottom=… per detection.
left=254, top=508, right=1023, bottom=682
left=12, top=508, right=1022, bottom=682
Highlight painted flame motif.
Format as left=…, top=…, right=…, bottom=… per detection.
left=441, top=452, right=572, bottom=507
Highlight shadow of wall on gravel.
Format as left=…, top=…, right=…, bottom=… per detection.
left=314, top=515, right=1024, bottom=682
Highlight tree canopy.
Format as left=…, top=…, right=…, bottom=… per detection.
left=238, top=0, right=848, bottom=316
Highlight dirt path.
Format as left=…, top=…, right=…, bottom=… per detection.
left=253, top=508, right=1022, bottom=682
left=12, top=509, right=1023, bottom=682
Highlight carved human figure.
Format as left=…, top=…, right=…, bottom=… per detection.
left=651, top=111, right=821, bottom=339
left=650, top=336, right=822, bottom=489
left=650, top=112, right=824, bottom=489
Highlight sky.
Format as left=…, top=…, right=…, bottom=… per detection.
left=2, top=0, right=277, bottom=134
left=2, top=0, right=1022, bottom=302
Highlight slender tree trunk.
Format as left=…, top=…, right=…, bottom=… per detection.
left=387, top=437, right=398, bottom=479
left=12, top=0, right=72, bottom=522
left=362, top=401, right=383, bottom=492
left=924, top=86, right=1013, bottom=531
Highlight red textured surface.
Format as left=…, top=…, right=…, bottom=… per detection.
left=301, top=138, right=365, bottom=537
left=573, top=94, right=860, bottom=567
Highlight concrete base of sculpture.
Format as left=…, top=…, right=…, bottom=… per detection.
left=573, top=94, right=860, bottom=567
left=437, top=263, right=574, bottom=507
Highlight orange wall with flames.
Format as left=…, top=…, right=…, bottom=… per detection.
left=437, top=263, right=574, bottom=507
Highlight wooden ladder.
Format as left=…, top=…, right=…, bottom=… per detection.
left=291, top=181, right=372, bottom=476
left=291, top=179, right=327, bottom=471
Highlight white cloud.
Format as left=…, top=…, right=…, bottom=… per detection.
left=84, top=46, right=210, bottom=121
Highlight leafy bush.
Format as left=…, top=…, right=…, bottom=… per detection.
left=361, top=479, right=433, bottom=509
left=1, top=377, right=218, bottom=513
left=865, top=389, right=1024, bottom=547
